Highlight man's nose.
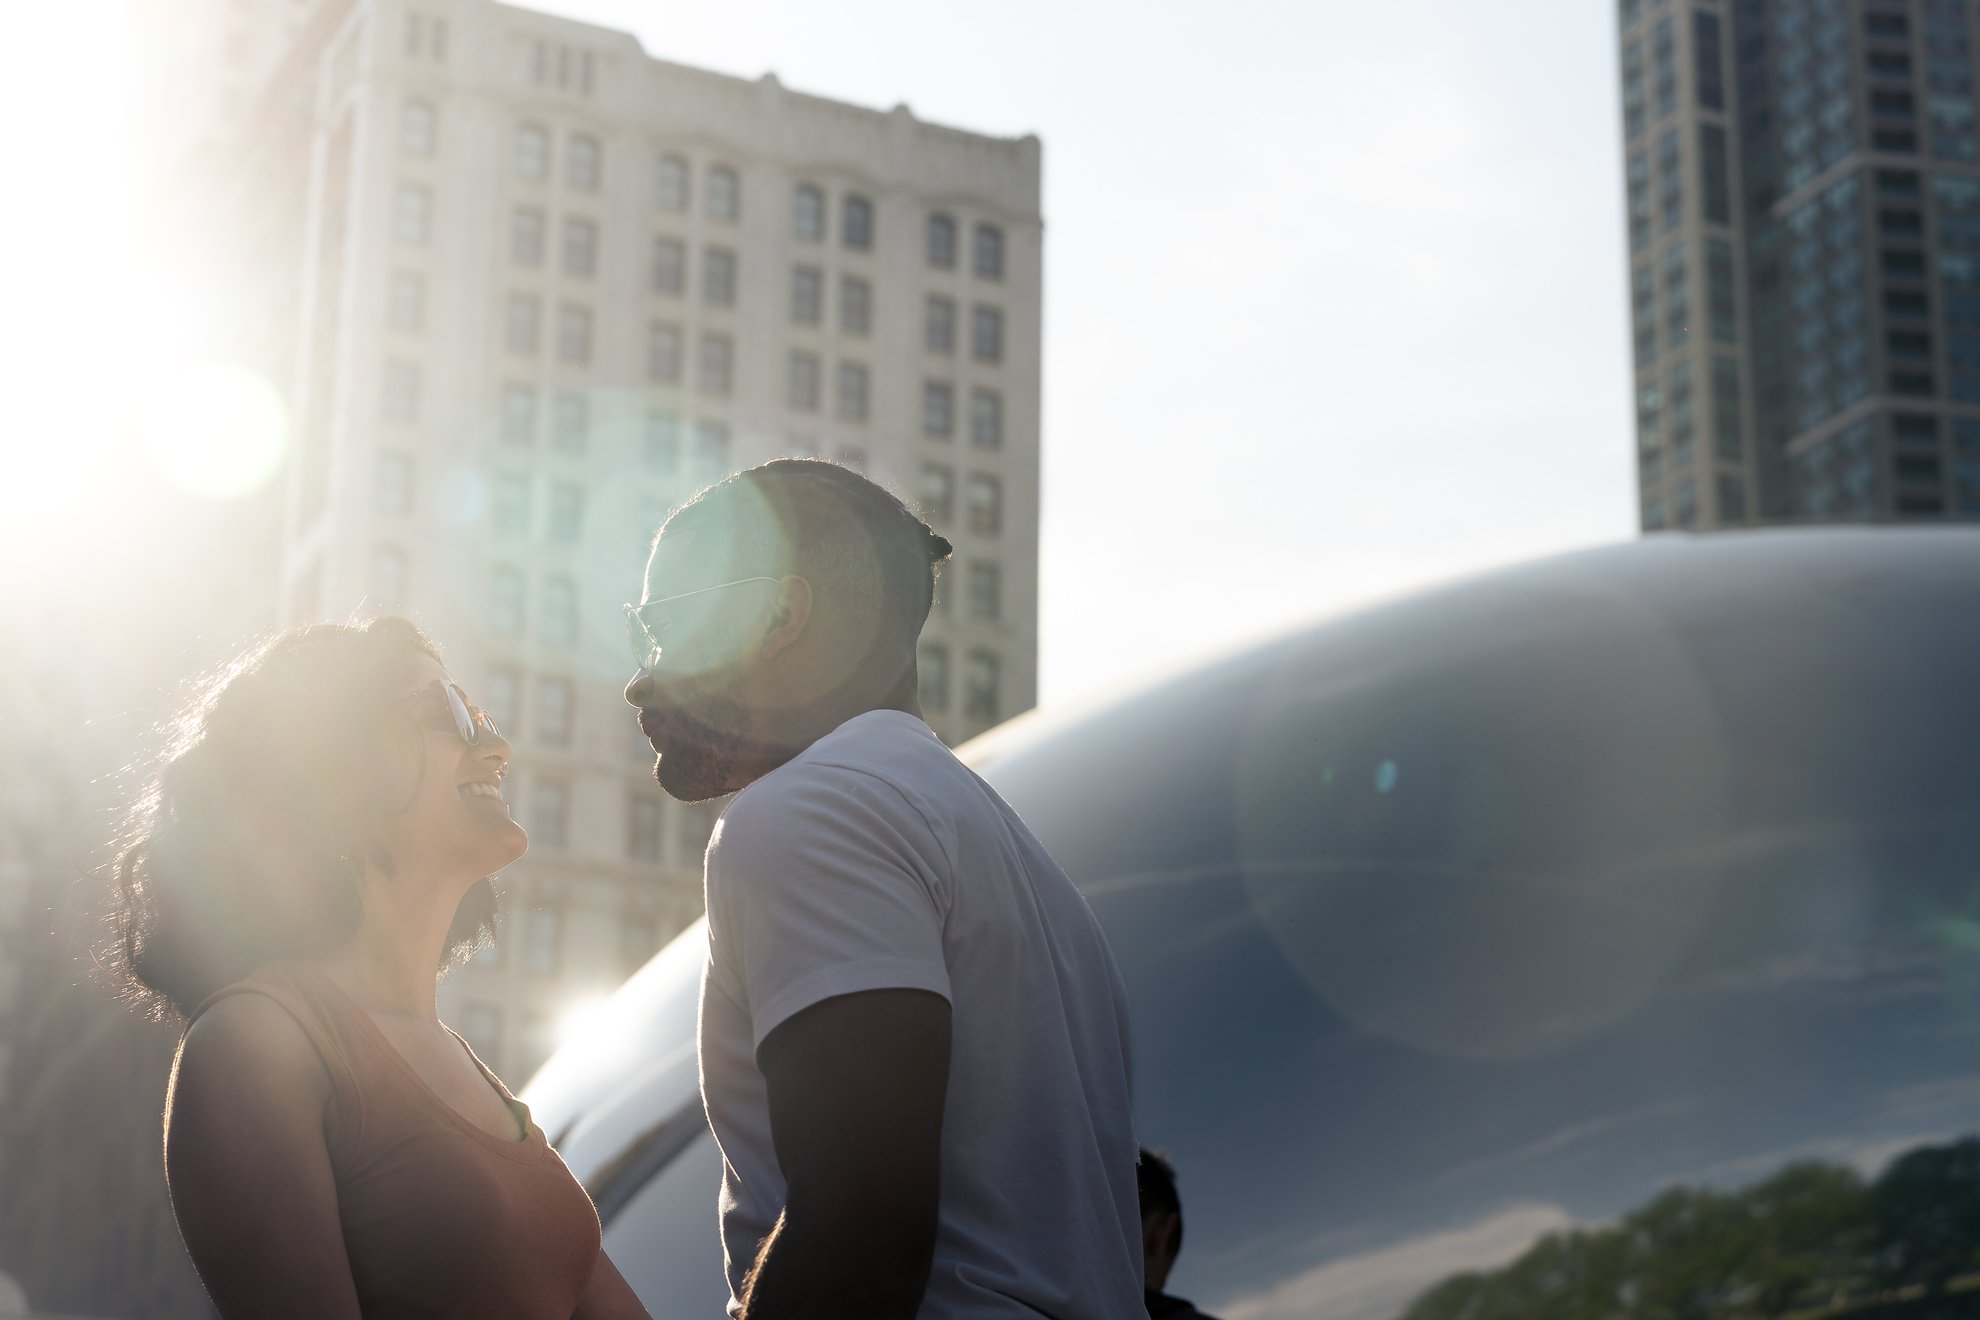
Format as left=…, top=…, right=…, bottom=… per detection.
left=624, top=668, right=654, bottom=707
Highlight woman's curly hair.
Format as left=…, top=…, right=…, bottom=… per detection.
left=106, top=617, right=498, bottom=1021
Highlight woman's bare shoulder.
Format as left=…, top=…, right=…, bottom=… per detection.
left=173, top=989, right=334, bottom=1116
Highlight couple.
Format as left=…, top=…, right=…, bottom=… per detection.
left=111, top=459, right=1146, bottom=1318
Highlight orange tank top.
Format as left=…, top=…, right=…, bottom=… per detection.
left=186, top=962, right=606, bottom=1318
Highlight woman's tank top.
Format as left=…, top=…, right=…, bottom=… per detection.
left=185, top=962, right=606, bottom=1317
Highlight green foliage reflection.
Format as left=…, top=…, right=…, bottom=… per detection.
left=1400, top=1139, right=1980, bottom=1320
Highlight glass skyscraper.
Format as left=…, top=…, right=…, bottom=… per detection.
left=1621, top=0, right=1980, bottom=528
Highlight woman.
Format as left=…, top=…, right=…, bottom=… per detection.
left=109, top=617, right=649, bottom=1318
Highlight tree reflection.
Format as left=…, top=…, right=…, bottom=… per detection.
left=1400, top=1138, right=1980, bottom=1319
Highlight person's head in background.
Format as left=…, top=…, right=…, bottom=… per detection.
left=1138, top=1147, right=1186, bottom=1293
left=624, top=457, right=952, bottom=803
left=107, top=617, right=518, bottom=1019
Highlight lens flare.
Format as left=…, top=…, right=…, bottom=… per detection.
left=141, top=361, right=289, bottom=500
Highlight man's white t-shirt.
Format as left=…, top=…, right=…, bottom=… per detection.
left=699, top=709, right=1144, bottom=1319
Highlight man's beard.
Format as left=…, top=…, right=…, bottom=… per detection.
left=643, top=693, right=766, bottom=803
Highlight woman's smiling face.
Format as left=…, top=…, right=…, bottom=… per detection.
left=372, top=654, right=527, bottom=882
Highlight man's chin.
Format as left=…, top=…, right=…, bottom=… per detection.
left=653, top=748, right=732, bottom=803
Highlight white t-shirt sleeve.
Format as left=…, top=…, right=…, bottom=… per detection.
left=706, top=766, right=953, bottom=1052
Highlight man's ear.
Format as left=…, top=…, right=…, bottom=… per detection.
left=760, top=576, right=813, bottom=660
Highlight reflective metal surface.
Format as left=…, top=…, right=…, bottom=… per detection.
left=527, top=528, right=1980, bottom=1319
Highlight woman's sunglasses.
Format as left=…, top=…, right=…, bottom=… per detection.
left=407, top=679, right=501, bottom=747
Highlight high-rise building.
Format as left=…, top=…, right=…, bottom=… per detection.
left=1620, top=0, right=1980, bottom=529
left=272, top=0, right=1042, bottom=1082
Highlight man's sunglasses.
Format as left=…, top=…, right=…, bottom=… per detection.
left=622, top=576, right=780, bottom=670
left=407, top=680, right=502, bottom=747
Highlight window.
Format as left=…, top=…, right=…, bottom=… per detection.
left=1693, top=11, right=1724, bottom=111
left=699, top=334, right=733, bottom=395
left=395, top=185, right=431, bottom=243
left=836, top=362, right=869, bottom=422
left=560, top=218, right=596, bottom=277
left=542, top=576, right=577, bottom=647
left=923, top=382, right=955, bottom=438
left=548, top=482, right=584, bottom=542
left=1627, top=151, right=1652, bottom=254
left=627, top=795, right=662, bottom=863
left=843, top=193, right=873, bottom=250
left=922, top=464, right=955, bottom=523
left=567, top=134, right=601, bottom=191
left=657, top=153, right=690, bottom=211
left=494, top=473, right=529, bottom=535
left=552, top=392, right=588, bottom=454
left=964, top=649, right=1000, bottom=720
left=971, top=305, right=1004, bottom=363
left=652, top=237, right=686, bottom=295
left=1717, top=474, right=1748, bottom=523
left=1700, top=124, right=1730, bottom=225
left=677, top=801, right=718, bottom=866
left=925, top=296, right=956, bottom=354
left=974, top=223, right=1005, bottom=279
left=969, top=388, right=1004, bottom=449
left=511, top=207, right=545, bottom=266
left=1663, top=242, right=1688, bottom=350
left=788, top=351, right=821, bottom=411
left=966, top=473, right=1002, bottom=535
left=388, top=271, right=424, bottom=330
left=967, top=561, right=1001, bottom=621
left=523, top=902, right=563, bottom=967
left=928, top=213, right=957, bottom=268
left=485, top=666, right=521, bottom=732
left=536, top=676, right=574, bottom=745
left=648, top=322, right=683, bottom=383
left=703, top=247, right=737, bottom=307
left=515, top=123, right=549, bottom=179
left=376, top=452, right=415, bottom=514
left=791, top=266, right=823, bottom=325
left=840, top=276, right=872, bottom=335
left=382, top=359, right=420, bottom=422
left=401, top=100, right=436, bottom=156
left=919, top=644, right=951, bottom=711
left=1632, top=262, right=1656, bottom=365
left=707, top=165, right=739, bottom=222
left=1658, top=129, right=1682, bottom=233
left=1707, top=239, right=1737, bottom=343
left=1623, top=41, right=1647, bottom=141
left=500, top=384, right=536, bottom=444
left=371, top=544, right=409, bottom=610
left=627, top=417, right=675, bottom=480
left=693, top=420, right=730, bottom=480
left=793, top=184, right=825, bottom=241
left=1652, top=16, right=1677, bottom=120
left=505, top=294, right=540, bottom=353
left=491, top=566, right=526, bottom=635
left=557, top=304, right=593, bottom=365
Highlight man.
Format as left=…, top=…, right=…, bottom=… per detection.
left=1137, top=1149, right=1221, bottom=1320
left=624, top=458, right=1144, bottom=1320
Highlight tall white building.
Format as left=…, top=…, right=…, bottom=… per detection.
left=273, top=0, right=1043, bottom=1079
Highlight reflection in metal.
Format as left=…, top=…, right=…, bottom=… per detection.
left=525, top=529, right=1980, bottom=1320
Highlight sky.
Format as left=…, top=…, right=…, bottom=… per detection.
left=0, top=0, right=1634, bottom=712
left=535, top=0, right=1638, bottom=706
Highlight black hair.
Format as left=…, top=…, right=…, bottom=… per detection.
left=105, top=616, right=498, bottom=1021
left=660, top=457, right=954, bottom=679
left=1138, top=1147, right=1183, bottom=1232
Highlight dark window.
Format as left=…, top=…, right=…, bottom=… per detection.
left=698, top=334, right=733, bottom=395
left=703, top=247, right=737, bottom=307
left=652, top=238, right=686, bottom=295
left=1700, top=124, right=1730, bottom=225
left=973, top=223, right=1005, bottom=280
left=1693, top=11, right=1724, bottom=111
left=843, top=194, right=873, bottom=250
left=928, top=213, right=957, bottom=268
left=791, top=266, right=823, bottom=326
